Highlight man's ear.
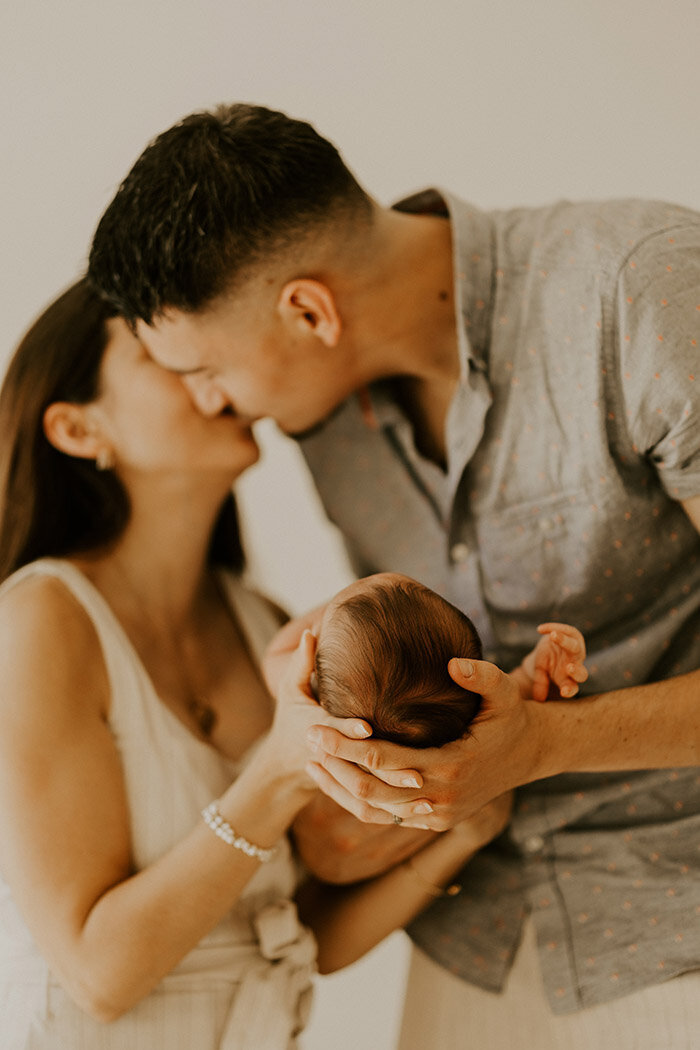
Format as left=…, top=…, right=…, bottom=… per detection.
left=43, top=402, right=102, bottom=460
left=277, top=279, right=341, bottom=347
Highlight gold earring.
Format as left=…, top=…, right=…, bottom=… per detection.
left=95, top=448, right=115, bottom=471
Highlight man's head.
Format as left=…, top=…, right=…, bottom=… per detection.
left=89, top=103, right=372, bottom=324
left=88, top=104, right=377, bottom=433
left=314, top=573, right=483, bottom=748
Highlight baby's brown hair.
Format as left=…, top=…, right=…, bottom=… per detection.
left=314, top=574, right=482, bottom=748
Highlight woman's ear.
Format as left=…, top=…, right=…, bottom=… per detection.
left=43, top=402, right=102, bottom=461
left=277, top=279, right=342, bottom=347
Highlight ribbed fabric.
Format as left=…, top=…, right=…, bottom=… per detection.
left=0, top=559, right=315, bottom=1049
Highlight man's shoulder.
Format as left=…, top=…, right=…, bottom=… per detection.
left=489, top=196, right=699, bottom=261
left=452, top=196, right=698, bottom=284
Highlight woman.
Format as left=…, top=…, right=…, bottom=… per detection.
left=0, top=279, right=511, bottom=1049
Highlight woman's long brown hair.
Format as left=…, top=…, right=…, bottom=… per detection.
left=0, top=279, right=242, bottom=582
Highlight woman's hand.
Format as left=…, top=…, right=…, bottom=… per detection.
left=262, top=607, right=326, bottom=697
left=259, top=630, right=373, bottom=787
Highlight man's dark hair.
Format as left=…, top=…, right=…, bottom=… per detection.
left=88, top=103, right=372, bottom=325
left=314, top=576, right=483, bottom=748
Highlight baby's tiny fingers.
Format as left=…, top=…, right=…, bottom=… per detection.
left=556, top=634, right=585, bottom=654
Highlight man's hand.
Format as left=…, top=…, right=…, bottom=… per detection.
left=305, top=658, right=549, bottom=830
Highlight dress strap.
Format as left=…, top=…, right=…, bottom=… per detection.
left=0, top=558, right=150, bottom=707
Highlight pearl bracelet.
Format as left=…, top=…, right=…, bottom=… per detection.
left=201, top=801, right=278, bottom=863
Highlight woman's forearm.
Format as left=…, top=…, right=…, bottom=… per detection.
left=53, top=752, right=313, bottom=1021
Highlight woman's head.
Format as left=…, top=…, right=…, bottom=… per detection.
left=0, top=280, right=129, bottom=581
left=0, top=279, right=244, bottom=582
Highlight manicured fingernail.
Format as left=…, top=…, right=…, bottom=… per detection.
left=456, top=659, right=474, bottom=676
left=352, top=722, right=372, bottom=738
left=307, top=728, right=321, bottom=745
left=401, top=775, right=422, bottom=788
left=413, top=801, right=434, bottom=815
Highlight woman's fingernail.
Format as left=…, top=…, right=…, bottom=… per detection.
left=307, top=728, right=321, bottom=745
left=413, top=801, right=434, bottom=815
left=305, top=762, right=320, bottom=781
left=401, top=775, right=422, bottom=788
left=352, top=722, right=372, bottom=738
left=456, top=659, right=474, bottom=676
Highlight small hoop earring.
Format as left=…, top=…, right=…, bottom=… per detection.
left=95, top=448, right=115, bottom=471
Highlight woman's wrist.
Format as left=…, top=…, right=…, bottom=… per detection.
left=217, top=748, right=316, bottom=849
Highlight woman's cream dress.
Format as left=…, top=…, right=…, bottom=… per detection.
left=0, top=559, right=316, bottom=1050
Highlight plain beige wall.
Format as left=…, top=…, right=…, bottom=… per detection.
left=3, top=2, right=700, bottom=1046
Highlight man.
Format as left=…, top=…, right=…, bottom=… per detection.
left=88, top=103, right=700, bottom=1047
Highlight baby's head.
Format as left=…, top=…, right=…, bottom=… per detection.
left=314, top=573, right=482, bottom=748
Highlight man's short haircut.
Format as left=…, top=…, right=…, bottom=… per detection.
left=314, top=577, right=483, bottom=748
left=88, top=103, right=373, bottom=325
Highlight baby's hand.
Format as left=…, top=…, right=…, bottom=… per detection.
left=527, top=622, right=588, bottom=702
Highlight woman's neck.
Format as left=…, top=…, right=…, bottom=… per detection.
left=75, top=472, right=234, bottom=629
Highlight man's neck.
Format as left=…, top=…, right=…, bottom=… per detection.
left=354, top=208, right=460, bottom=466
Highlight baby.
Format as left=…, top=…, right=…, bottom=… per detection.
left=312, top=573, right=587, bottom=748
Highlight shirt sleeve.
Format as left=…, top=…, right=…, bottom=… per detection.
left=616, top=224, right=700, bottom=500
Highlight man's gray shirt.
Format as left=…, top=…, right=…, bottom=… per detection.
left=299, top=190, right=700, bottom=1013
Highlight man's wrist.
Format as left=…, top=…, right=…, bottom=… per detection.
left=522, top=698, right=571, bottom=783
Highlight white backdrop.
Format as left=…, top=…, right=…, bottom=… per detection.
left=3, top=2, right=699, bottom=1046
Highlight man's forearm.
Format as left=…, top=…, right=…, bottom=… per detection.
left=303, top=661, right=700, bottom=832
left=534, top=669, right=700, bottom=779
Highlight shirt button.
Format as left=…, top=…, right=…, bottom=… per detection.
left=451, top=542, right=470, bottom=564
left=523, top=834, right=545, bottom=854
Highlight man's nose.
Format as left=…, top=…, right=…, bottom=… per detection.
left=182, top=373, right=229, bottom=417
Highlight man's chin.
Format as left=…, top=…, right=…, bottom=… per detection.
left=283, top=404, right=343, bottom=440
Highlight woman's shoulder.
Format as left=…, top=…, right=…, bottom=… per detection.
left=0, top=560, right=95, bottom=627
left=0, top=562, right=108, bottom=707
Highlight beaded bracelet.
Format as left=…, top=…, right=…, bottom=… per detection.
left=201, top=801, right=278, bottom=863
